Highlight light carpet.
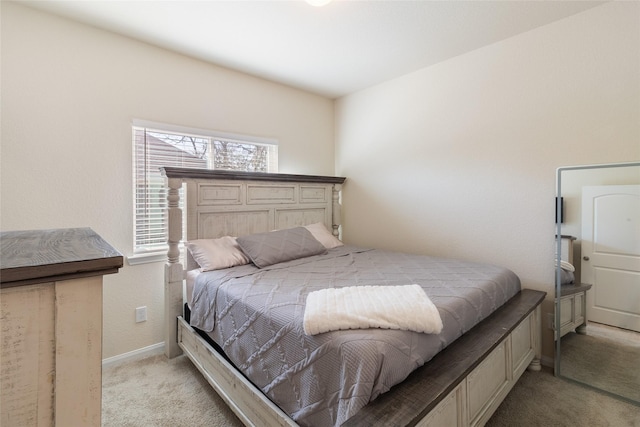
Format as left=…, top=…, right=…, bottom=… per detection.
left=487, top=367, right=640, bottom=427
left=560, top=329, right=640, bottom=403
left=102, top=354, right=243, bottom=427
left=103, top=354, right=640, bottom=426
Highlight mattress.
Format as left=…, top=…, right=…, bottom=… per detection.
left=186, top=268, right=200, bottom=307
left=189, top=246, right=521, bottom=427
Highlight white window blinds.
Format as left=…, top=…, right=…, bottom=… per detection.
left=132, top=124, right=278, bottom=254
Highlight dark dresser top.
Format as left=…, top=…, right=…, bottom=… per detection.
left=1, top=228, right=123, bottom=288
left=559, top=283, right=592, bottom=297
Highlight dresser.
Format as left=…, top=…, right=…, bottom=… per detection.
left=1, top=228, right=122, bottom=427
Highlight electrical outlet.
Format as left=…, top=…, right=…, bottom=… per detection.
left=135, top=306, right=147, bottom=323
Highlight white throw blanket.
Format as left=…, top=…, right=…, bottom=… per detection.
left=303, top=284, right=443, bottom=336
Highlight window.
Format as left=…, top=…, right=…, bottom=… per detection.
left=131, top=121, right=277, bottom=260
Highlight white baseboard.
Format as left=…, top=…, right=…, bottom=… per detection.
left=102, top=342, right=164, bottom=368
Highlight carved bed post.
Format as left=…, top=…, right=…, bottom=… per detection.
left=165, top=177, right=184, bottom=358
left=332, top=183, right=342, bottom=238
left=527, top=304, right=542, bottom=371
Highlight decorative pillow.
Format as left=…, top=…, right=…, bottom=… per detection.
left=236, top=227, right=327, bottom=268
left=304, top=222, right=343, bottom=249
left=186, top=236, right=250, bottom=271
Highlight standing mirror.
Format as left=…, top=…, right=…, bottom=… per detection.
left=555, top=161, right=640, bottom=405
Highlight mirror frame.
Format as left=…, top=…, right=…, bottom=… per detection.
left=555, top=161, right=640, bottom=381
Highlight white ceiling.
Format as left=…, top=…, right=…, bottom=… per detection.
left=21, top=0, right=605, bottom=99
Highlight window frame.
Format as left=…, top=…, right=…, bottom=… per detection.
left=129, top=120, right=278, bottom=265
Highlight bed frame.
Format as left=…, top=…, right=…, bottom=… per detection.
left=162, top=167, right=545, bottom=427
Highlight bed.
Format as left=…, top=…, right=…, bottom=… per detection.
left=161, top=167, right=545, bottom=427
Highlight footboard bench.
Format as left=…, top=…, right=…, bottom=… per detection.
left=343, top=289, right=545, bottom=427
left=177, top=289, right=544, bottom=427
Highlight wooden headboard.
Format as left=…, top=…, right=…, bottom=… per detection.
left=160, top=167, right=346, bottom=357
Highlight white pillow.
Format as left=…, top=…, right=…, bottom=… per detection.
left=304, top=222, right=343, bottom=249
left=186, top=236, right=250, bottom=271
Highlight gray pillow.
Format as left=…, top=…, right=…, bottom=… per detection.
left=236, top=227, right=327, bottom=268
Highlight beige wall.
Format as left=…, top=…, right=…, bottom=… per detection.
left=3, top=1, right=639, bottom=364
left=335, top=1, right=640, bottom=363
left=1, top=3, right=335, bottom=359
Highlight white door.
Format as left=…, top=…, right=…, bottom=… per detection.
left=581, top=185, right=640, bottom=332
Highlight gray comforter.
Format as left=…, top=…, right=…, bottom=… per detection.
left=190, top=246, right=521, bottom=426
